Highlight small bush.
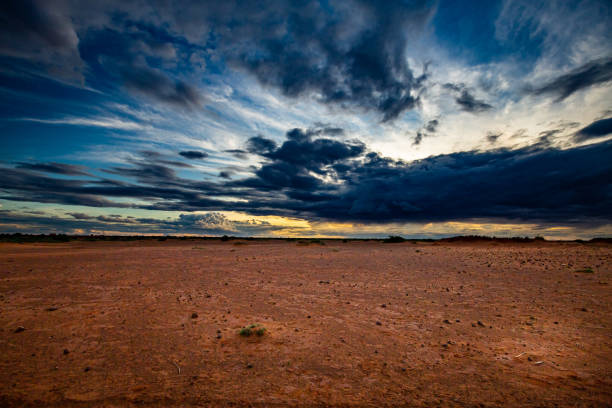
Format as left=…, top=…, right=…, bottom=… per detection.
left=383, top=235, right=406, bottom=243
left=239, top=324, right=266, bottom=337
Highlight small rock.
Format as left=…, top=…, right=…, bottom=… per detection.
left=477, top=321, right=485, bottom=327
left=63, top=349, right=69, bottom=355
left=246, top=363, right=253, bottom=369
left=375, top=321, right=382, bottom=326
left=443, top=319, right=451, bottom=324
left=381, top=304, right=386, bottom=308
left=84, top=367, right=91, bottom=372
left=191, top=312, right=198, bottom=319
left=14, top=326, right=25, bottom=333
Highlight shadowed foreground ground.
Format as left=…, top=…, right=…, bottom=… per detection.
left=0, top=240, right=611, bottom=407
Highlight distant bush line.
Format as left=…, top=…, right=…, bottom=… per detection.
left=0, top=233, right=609, bottom=244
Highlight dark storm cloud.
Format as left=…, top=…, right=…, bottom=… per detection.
left=179, top=150, right=208, bottom=160
left=246, top=136, right=277, bottom=154
left=211, top=0, right=433, bottom=121
left=413, top=131, right=425, bottom=146
left=444, top=83, right=493, bottom=113
left=15, top=162, right=91, bottom=176
left=1, top=0, right=435, bottom=119
left=0, top=0, right=82, bottom=80
left=121, top=67, right=202, bottom=109
left=0, top=0, right=76, bottom=51
left=528, top=57, right=612, bottom=101
left=236, top=127, right=366, bottom=192
left=455, top=90, right=493, bottom=113
left=424, top=119, right=439, bottom=133
left=486, top=131, right=502, bottom=144
left=574, top=117, right=612, bottom=142
left=1, top=128, right=611, bottom=226
left=77, top=27, right=203, bottom=109
left=413, top=119, right=439, bottom=145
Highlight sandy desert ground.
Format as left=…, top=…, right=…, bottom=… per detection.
left=0, top=240, right=610, bottom=407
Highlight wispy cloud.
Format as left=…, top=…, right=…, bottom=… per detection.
left=17, top=116, right=145, bottom=130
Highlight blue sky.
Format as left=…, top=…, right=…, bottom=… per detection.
left=0, top=0, right=611, bottom=238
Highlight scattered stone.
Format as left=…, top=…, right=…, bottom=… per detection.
left=14, top=326, right=25, bottom=333
left=63, top=349, right=69, bottom=355
left=477, top=321, right=485, bottom=327
left=443, top=319, right=451, bottom=324
left=191, top=312, right=198, bottom=319
left=45, top=307, right=58, bottom=312
left=375, top=321, right=382, bottom=326
left=381, top=304, right=386, bottom=308
left=84, top=367, right=91, bottom=372
left=246, top=363, right=253, bottom=369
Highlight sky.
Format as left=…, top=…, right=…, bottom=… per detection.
left=0, top=0, right=611, bottom=239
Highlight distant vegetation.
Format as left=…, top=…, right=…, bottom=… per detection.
left=439, top=235, right=546, bottom=243
left=239, top=324, right=266, bottom=337
left=382, top=235, right=406, bottom=243
left=0, top=233, right=610, bottom=244
left=296, top=239, right=326, bottom=246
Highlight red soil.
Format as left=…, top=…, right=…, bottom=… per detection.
left=0, top=240, right=610, bottom=407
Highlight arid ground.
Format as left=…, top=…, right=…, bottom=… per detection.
left=0, top=240, right=610, bottom=407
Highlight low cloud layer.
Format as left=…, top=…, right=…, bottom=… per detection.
left=1, top=127, right=611, bottom=229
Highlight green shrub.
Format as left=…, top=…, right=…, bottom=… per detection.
left=239, top=324, right=266, bottom=337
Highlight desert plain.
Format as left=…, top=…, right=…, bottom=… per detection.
left=0, top=239, right=610, bottom=407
